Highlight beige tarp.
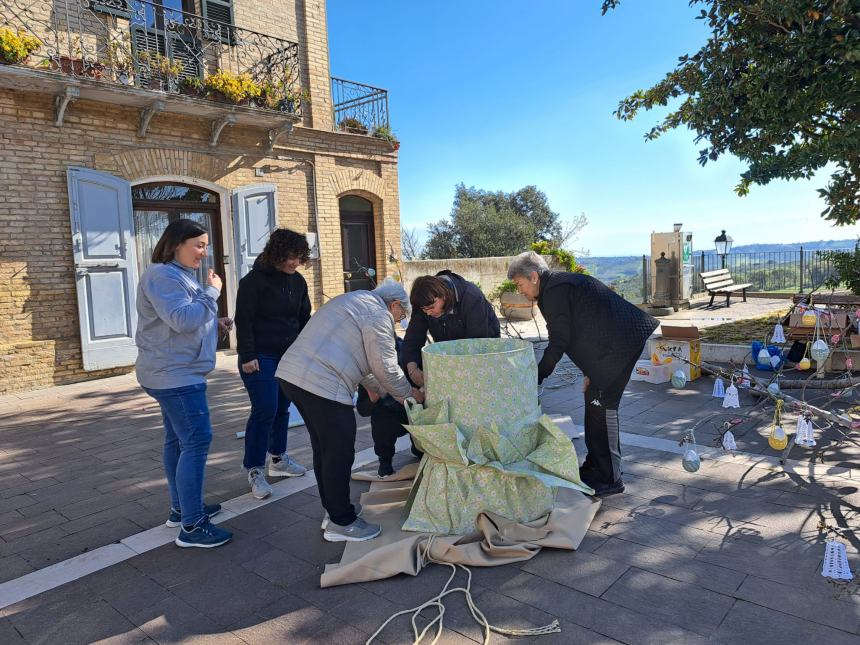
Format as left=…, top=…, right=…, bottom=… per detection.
left=321, top=466, right=601, bottom=588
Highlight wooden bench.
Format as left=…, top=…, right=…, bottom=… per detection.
left=700, top=269, right=753, bottom=308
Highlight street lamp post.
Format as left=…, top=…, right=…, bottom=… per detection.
left=714, top=230, right=733, bottom=269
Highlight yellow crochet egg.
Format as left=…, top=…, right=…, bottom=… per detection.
left=797, top=357, right=811, bottom=371
left=800, top=311, right=817, bottom=327
left=768, top=426, right=788, bottom=451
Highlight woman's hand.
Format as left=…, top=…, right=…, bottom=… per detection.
left=407, top=362, right=425, bottom=387
left=218, top=317, right=233, bottom=336
left=582, top=376, right=590, bottom=393
left=366, top=388, right=381, bottom=403
left=208, top=268, right=223, bottom=291
left=241, top=359, right=260, bottom=374
left=411, top=387, right=425, bottom=403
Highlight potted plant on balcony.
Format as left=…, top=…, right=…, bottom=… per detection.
left=50, top=36, right=104, bottom=79
left=0, top=27, right=41, bottom=65
left=492, top=279, right=535, bottom=321
left=372, top=125, right=399, bottom=150
left=179, top=76, right=205, bottom=97
left=204, top=69, right=261, bottom=105
left=338, top=117, right=368, bottom=135
left=102, top=34, right=134, bottom=85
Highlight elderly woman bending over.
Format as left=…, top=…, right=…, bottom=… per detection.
left=276, top=279, right=423, bottom=543
left=507, top=252, right=658, bottom=497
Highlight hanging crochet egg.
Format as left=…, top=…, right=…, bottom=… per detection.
left=721, top=430, right=737, bottom=451
left=772, top=323, right=786, bottom=344
left=801, top=311, right=817, bottom=327
left=767, top=382, right=780, bottom=396
left=757, top=348, right=771, bottom=364
left=768, top=425, right=788, bottom=451
left=797, top=357, right=811, bottom=371
left=671, top=369, right=687, bottom=389
left=769, top=353, right=782, bottom=368
left=832, top=334, right=841, bottom=345
left=847, top=358, right=854, bottom=371
left=682, top=448, right=701, bottom=472
left=810, top=339, right=830, bottom=363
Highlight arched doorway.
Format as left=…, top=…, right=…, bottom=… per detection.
left=131, top=182, right=229, bottom=346
left=339, top=195, right=377, bottom=292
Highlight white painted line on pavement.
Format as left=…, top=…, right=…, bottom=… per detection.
left=0, top=436, right=410, bottom=611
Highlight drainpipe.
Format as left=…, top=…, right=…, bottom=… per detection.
left=275, top=154, right=323, bottom=297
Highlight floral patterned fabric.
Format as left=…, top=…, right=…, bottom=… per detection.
left=402, top=338, right=593, bottom=535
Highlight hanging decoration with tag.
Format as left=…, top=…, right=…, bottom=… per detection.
left=768, top=399, right=788, bottom=450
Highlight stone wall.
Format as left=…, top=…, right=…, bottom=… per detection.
left=401, top=255, right=557, bottom=296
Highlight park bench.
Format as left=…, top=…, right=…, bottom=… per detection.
left=700, top=268, right=753, bottom=308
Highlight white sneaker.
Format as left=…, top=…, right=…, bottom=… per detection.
left=248, top=467, right=272, bottom=500
left=321, top=503, right=362, bottom=530
left=268, top=454, right=307, bottom=478
left=323, top=517, right=381, bottom=543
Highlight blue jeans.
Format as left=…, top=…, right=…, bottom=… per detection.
left=143, top=383, right=212, bottom=526
left=240, top=355, right=290, bottom=470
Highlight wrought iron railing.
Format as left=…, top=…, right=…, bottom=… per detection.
left=638, top=247, right=850, bottom=302
left=0, top=0, right=303, bottom=114
left=331, top=76, right=389, bottom=134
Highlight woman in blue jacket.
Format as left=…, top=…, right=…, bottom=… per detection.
left=135, top=219, right=232, bottom=549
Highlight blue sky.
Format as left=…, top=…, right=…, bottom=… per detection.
left=327, top=1, right=858, bottom=256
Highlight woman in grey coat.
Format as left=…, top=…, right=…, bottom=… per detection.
left=276, top=279, right=423, bottom=542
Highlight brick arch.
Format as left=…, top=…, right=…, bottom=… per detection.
left=328, top=168, right=385, bottom=201
left=97, top=149, right=229, bottom=182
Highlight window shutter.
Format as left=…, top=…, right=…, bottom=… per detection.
left=66, top=168, right=139, bottom=370
left=232, top=184, right=277, bottom=278
left=202, top=0, right=235, bottom=43
left=92, top=1, right=131, bottom=19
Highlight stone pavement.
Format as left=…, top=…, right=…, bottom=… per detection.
left=2, top=350, right=860, bottom=644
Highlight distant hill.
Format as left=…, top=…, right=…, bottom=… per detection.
left=699, top=239, right=857, bottom=255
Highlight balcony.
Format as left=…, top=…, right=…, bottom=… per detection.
left=331, top=76, right=395, bottom=147
left=0, top=0, right=304, bottom=147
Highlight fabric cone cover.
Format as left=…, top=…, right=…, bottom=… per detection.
left=772, top=323, right=786, bottom=344
left=722, top=430, right=737, bottom=451
left=722, top=383, right=740, bottom=408
left=403, top=338, right=592, bottom=535
left=712, top=377, right=725, bottom=398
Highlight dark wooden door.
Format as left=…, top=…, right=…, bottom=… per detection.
left=340, top=211, right=376, bottom=292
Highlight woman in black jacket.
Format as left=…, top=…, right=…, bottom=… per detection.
left=402, top=271, right=500, bottom=386
left=235, top=229, right=311, bottom=500
left=507, top=251, right=659, bottom=497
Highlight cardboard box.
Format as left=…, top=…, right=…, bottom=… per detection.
left=649, top=337, right=701, bottom=381
left=660, top=325, right=700, bottom=340
left=630, top=359, right=673, bottom=384
left=789, top=311, right=850, bottom=329
left=850, top=335, right=860, bottom=349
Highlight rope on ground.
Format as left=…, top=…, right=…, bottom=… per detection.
left=365, top=535, right=561, bottom=645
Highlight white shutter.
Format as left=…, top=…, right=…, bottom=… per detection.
left=67, top=167, right=139, bottom=370
left=232, top=184, right=277, bottom=278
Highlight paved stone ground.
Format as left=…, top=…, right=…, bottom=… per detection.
left=2, top=344, right=860, bottom=643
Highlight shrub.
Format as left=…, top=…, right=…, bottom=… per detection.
left=530, top=240, right=587, bottom=274
left=0, top=27, right=41, bottom=64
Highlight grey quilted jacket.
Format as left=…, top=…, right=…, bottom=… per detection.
left=275, top=290, right=412, bottom=406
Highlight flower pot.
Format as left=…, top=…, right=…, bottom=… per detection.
left=51, top=56, right=104, bottom=79
left=499, top=292, right=535, bottom=321
left=208, top=90, right=247, bottom=105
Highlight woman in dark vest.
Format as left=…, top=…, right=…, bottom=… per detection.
left=234, top=229, right=311, bottom=501
left=402, top=271, right=500, bottom=386
left=507, top=251, right=658, bottom=496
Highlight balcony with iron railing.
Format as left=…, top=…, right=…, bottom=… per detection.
left=331, top=76, right=397, bottom=149
left=0, top=0, right=304, bottom=146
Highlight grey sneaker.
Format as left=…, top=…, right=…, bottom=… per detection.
left=321, top=503, right=362, bottom=530
left=248, top=467, right=272, bottom=500
left=268, top=454, right=307, bottom=478
left=323, top=516, right=381, bottom=543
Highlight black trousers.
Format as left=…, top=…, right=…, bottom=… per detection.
left=371, top=405, right=410, bottom=459
left=582, top=352, right=641, bottom=485
left=281, top=381, right=357, bottom=526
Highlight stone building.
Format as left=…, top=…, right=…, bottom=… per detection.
left=0, top=0, right=402, bottom=393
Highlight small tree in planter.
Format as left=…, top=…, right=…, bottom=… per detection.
left=492, top=279, right=535, bottom=321
left=372, top=125, right=400, bottom=150
left=102, top=33, right=134, bottom=84
left=0, top=27, right=41, bottom=64
left=179, top=76, right=205, bottom=97
left=530, top=240, right=587, bottom=274
left=338, top=117, right=368, bottom=135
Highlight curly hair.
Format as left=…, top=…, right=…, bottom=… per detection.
left=256, top=228, right=310, bottom=268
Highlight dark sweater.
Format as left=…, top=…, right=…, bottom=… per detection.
left=537, top=270, right=658, bottom=391
left=401, top=271, right=500, bottom=368
left=234, top=261, right=311, bottom=364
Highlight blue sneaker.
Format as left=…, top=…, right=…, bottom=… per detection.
left=165, top=503, right=222, bottom=528
left=175, top=517, right=232, bottom=549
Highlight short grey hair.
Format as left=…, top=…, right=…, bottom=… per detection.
left=507, top=251, right=548, bottom=280
left=373, top=278, right=411, bottom=315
